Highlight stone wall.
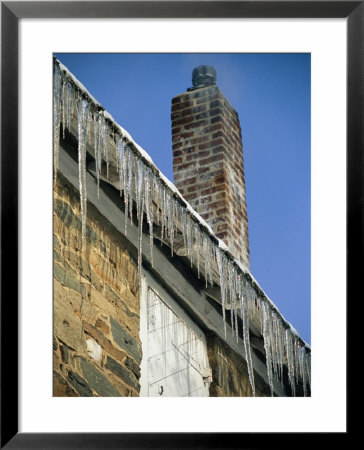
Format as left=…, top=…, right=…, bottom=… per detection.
left=53, top=167, right=271, bottom=398
left=171, top=85, right=250, bottom=269
left=53, top=173, right=141, bottom=397
left=207, top=334, right=269, bottom=397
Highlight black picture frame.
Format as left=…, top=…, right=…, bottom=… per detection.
left=1, top=1, right=358, bottom=448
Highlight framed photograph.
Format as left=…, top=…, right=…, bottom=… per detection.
left=1, top=1, right=358, bottom=448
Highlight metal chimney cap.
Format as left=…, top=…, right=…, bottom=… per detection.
left=190, top=66, right=217, bottom=90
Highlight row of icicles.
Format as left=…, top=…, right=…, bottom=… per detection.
left=53, top=60, right=311, bottom=397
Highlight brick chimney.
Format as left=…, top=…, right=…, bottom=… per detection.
left=171, top=66, right=250, bottom=269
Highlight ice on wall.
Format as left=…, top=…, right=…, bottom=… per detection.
left=53, top=63, right=62, bottom=183
left=53, top=59, right=311, bottom=397
left=77, top=96, right=90, bottom=245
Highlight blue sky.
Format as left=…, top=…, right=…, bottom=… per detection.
left=55, top=53, right=311, bottom=344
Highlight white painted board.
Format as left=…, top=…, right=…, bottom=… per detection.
left=147, top=288, right=210, bottom=397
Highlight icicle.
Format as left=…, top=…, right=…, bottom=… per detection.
left=270, top=312, right=279, bottom=380
left=93, top=112, right=102, bottom=198
left=285, top=329, right=296, bottom=396
left=153, top=175, right=161, bottom=228
left=240, top=279, right=256, bottom=396
left=262, top=300, right=274, bottom=396
left=117, top=137, right=125, bottom=197
left=227, top=262, right=235, bottom=337
left=138, top=193, right=144, bottom=284
left=234, top=276, right=240, bottom=343
left=127, top=148, right=134, bottom=227
left=275, top=317, right=285, bottom=384
left=135, top=160, right=142, bottom=222
left=305, top=351, right=311, bottom=388
left=97, top=113, right=108, bottom=180
left=186, top=215, right=193, bottom=266
left=216, top=248, right=227, bottom=338
left=144, top=168, right=154, bottom=267
left=53, top=63, right=62, bottom=183
left=77, top=96, right=90, bottom=247
left=62, top=75, right=67, bottom=140
left=123, top=146, right=131, bottom=235
left=111, top=129, right=116, bottom=168
left=166, top=194, right=174, bottom=256
left=194, top=225, right=201, bottom=278
left=66, top=81, right=74, bottom=132
left=231, top=264, right=239, bottom=343
left=179, top=204, right=187, bottom=254
left=136, top=160, right=145, bottom=281
left=206, top=237, right=214, bottom=287
left=87, top=106, right=93, bottom=143
left=171, top=200, right=177, bottom=255
left=115, top=134, right=119, bottom=173
left=297, top=343, right=307, bottom=397
left=63, top=78, right=71, bottom=134
left=102, top=116, right=110, bottom=179
left=293, top=337, right=300, bottom=388
left=159, top=187, right=164, bottom=242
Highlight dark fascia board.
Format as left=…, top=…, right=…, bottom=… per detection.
left=2, top=0, right=359, bottom=448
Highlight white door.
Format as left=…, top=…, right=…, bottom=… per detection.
left=145, top=286, right=211, bottom=397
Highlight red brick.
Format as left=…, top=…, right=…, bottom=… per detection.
left=184, top=120, right=208, bottom=130
left=192, top=105, right=207, bottom=114
left=210, top=116, right=223, bottom=124
left=184, top=146, right=196, bottom=155
left=172, top=127, right=181, bottom=135
left=216, top=223, right=228, bottom=232
left=216, top=232, right=228, bottom=240
left=173, top=116, right=194, bottom=126
left=177, top=161, right=197, bottom=171
left=186, top=151, right=210, bottom=162
left=183, top=192, right=198, bottom=201
left=213, top=175, right=225, bottom=185
left=196, top=93, right=219, bottom=104
left=187, top=185, right=197, bottom=193
left=212, top=145, right=226, bottom=155
left=172, top=142, right=182, bottom=151
left=200, top=212, right=213, bottom=220
left=198, top=138, right=224, bottom=151
left=212, top=131, right=224, bottom=139
left=200, top=185, right=225, bottom=196
left=190, top=136, right=209, bottom=145
left=171, top=100, right=193, bottom=111
left=216, top=207, right=227, bottom=216
left=199, top=154, right=224, bottom=166
left=181, top=131, right=194, bottom=139
left=215, top=191, right=226, bottom=201
left=183, top=176, right=196, bottom=186
left=182, top=108, right=192, bottom=116
left=199, top=195, right=212, bottom=204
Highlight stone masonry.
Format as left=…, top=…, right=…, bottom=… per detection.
left=207, top=334, right=269, bottom=397
left=53, top=171, right=259, bottom=397
left=171, top=67, right=250, bottom=268
left=53, top=173, right=141, bottom=397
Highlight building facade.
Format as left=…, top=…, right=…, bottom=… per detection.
left=53, top=59, right=311, bottom=398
